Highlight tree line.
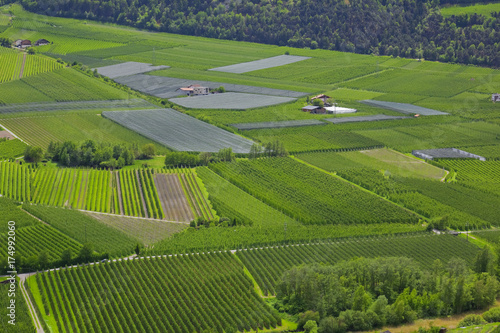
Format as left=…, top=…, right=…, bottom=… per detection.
left=15, top=0, right=500, bottom=67
left=164, top=141, right=288, bottom=167
left=277, top=251, right=499, bottom=333
left=25, top=139, right=157, bottom=168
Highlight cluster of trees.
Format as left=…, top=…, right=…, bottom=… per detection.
left=43, top=140, right=156, bottom=168
left=163, top=142, right=287, bottom=167
left=0, top=243, right=109, bottom=274
left=0, top=37, right=11, bottom=48
left=249, top=141, right=288, bottom=159
left=189, top=216, right=246, bottom=228
left=164, top=147, right=235, bottom=167
left=277, top=252, right=499, bottom=333
left=18, top=0, right=500, bottom=67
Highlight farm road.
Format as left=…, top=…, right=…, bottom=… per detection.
left=18, top=273, right=44, bottom=333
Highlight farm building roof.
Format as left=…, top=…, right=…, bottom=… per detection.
left=20, top=40, right=31, bottom=45
left=302, top=105, right=320, bottom=110
left=35, top=39, right=49, bottom=45
left=180, top=84, right=205, bottom=91
left=311, top=94, right=331, bottom=100
left=412, top=148, right=485, bottom=161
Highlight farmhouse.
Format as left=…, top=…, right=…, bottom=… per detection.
left=14, top=39, right=32, bottom=48
left=311, top=94, right=331, bottom=105
left=35, top=39, right=49, bottom=46
left=180, top=84, right=209, bottom=96
left=302, top=105, right=325, bottom=114
left=19, top=40, right=32, bottom=48
left=493, top=93, right=500, bottom=103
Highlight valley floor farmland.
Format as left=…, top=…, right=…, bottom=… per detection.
left=103, top=109, right=255, bottom=153
left=29, top=252, right=280, bottom=333
left=237, top=233, right=480, bottom=295
left=0, top=112, right=167, bottom=151
left=0, top=5, right=499, bottom=332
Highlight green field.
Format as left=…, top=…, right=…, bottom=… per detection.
left=298, top=148, right=446, bottom=179
left=0, top=112, right=168, bottom=151
left=30, top=252, right=280, bottom=332
left=0, top=197, right=82, bottom=264
left=0, top=138, right=26, bottom=159
left=0, top=279, right=36, bottom=332
left=237, top=233, right=480, bottom=295
left=441, top=2, right=500, bottom=18
left=0, top=4, right=499, bottom=332
left=0, top=161, right=30, bottom=201
left=209, top=157, right=418, bottom=225
left=23, top=204, right=138, bottom=256
left=83, top=212, right=188, bottom=246
left=197, top=166, right=299, bottom=227
left=0, top=68, right=129, bottom=104
left=0, top=48, right=62, bottom=83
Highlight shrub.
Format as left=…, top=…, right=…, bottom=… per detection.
left=483, top=308, right=500, bottom=323
left=458, top=314, right=486, bottom=328
left=297, top=311, right=320, bottom=331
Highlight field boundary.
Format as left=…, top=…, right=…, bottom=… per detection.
left=76, top=208, right=189, bottom=224
left=291, top=155, right=427, bottom=221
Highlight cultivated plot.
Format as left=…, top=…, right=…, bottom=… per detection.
left=298, top=148, right=446, bottom=180
left=232, top=119, right=325, bottom=130
left=209, top=54, right=311, bottom=74
left=170, top=92, right=296, bottom=110
left=95, top=61, right=169, bottom=78
left=84, top=212, right=188, bottom=245
left=0, top=99, right=156, bottom=114
left=114, top=74, right=307, bottom=98
left=238, top=234, right=479, bottom=295
left=360, top=99, right=449, bottom=115
left=154, top=174, right=195, bottom=222
left=325, top=114, right=411, bottom=124
left=103, top=109, right=255, bottom=153
left=0, top=113, right=166, bottom=150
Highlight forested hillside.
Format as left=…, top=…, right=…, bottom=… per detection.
left=12, top=0, right=500, bottom=67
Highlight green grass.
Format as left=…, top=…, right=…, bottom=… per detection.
left=441, top=2, right=500, bottom=18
